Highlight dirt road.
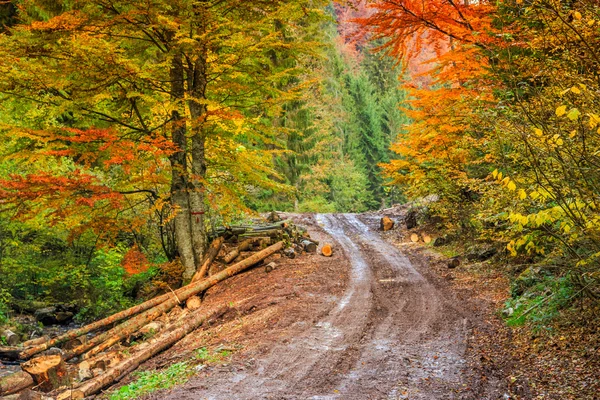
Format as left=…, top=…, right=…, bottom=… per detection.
left=155, top=213, right=490, bottom=399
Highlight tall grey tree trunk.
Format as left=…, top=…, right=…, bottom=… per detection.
left=170, top=53, right=197, bottom=281
left=188, top=54, right=209, bottom=267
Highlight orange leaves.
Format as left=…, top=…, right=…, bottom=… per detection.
left=121, top=245, right=149, bottom=275
left=28, top=11, right=87, bottom=32
left=359, top=0, right=495, bottom=63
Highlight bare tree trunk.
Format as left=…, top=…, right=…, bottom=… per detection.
left=188, top=52, right=209, bottom=272
left=170, top=52, right=196, bottom=280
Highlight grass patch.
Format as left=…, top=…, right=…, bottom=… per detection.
left=503, top=275, right=577, bottom=331
left=106, top=346, right=237, bottom=400
left=195, top=346, right=233, bottom=364
left=108, top=362, right=193, bottom=400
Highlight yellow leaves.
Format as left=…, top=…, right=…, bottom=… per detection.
left=552, top=134, right=564, bottom=146
left=567, top=108, right=581, bottom=121
left=493, top=170, right=518, bottom=192
left=530, top=190, right=540, bottom=200
left=556, top=105, right=581, bottom=121
left=573, top=11, right=582, bottom=20
left=570, top=86, right=581, bottom=95
left=555, top=105, right=567, bottom=117
left=533, top=128, right=543, bottom=137
left=588, top=114, right=600, bottom=129
left=518, top=189, right=527, bottom=200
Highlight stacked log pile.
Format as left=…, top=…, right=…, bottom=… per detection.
left=0, top=217, right=316, bottom=399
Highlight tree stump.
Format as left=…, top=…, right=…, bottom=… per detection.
left=422, top=234, right=432, bottom=244
left=410, top=233, right=420, bottom=243
left=321, top=243, right=333, bottom=257
left=21, top=355, right=68, bottom=392
left=380, top=216, right=395, bottom=231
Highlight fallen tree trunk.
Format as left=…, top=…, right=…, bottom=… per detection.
left=192, top=236, right=224, bottom=282
left=0, top=346, right=22, bottom=361
left=60, top=307, right=224, bottom=400
left=65, top=241, right=284, bottom=361
left=22, top=336, right=49, bottom=348
left=0, top=371, right=34, bottom=396
left=21, top=355, right=67, bottom=392
left=222, top=237, right=269, bottom=264
left=20, top=291, right=188, bottom=360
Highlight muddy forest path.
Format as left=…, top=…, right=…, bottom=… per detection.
left=158, top=213, right=489, bottom=400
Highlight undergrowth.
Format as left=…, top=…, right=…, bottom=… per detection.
left=107, top=346, right=235, bottom=400
left=109, top=362, right=192, bottom=400
left=503, top=274, right=577, bottom=331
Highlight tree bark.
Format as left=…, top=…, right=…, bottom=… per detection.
left=192, top=236, right=224, bottom=282
left=169, top=52, right=196, bottom=281
left=0, top=371, right=34, bottom=396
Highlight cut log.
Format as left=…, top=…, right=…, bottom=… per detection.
left=185, top=296, right=202, bottom=310
left=422, top=234, right=432, bottom=244
left=0, top=346, right=22, bottom=361
left=62, top=307, right=223, bottom=399
left=22, top=336, right=49, bottom=348
left=2, top=330, right=19, bottom=347
left=410, top=233, right=420, bottom=243
left=321, top=243, right=333, bottom=257
left=222, top=238, right=262, bottom=264
left=0, top=371, right=34, bottom=396
left=267, top=211, right=281, bottom=222
left=283, top=248, right=296, bottom=259
left=192, top=236, right=225, bottom=282
left=264, top=262, right=276, bottom=273
left=22, top=238, right=254, bottom=361
left=259, top=237, right=271, bottom=248
left=300, top=240, right=317, bottom=253
left=447, top=257, right=460, bottom=269
left=405, top=210, right=418, bottom=229
left=21, top=355, right=67, bottom=392
left=380, top=216, right=395, bottom=231
left=67, top=241, right=284, bottom=361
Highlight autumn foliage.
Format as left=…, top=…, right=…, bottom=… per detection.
left=360, top=0, right=600, bottom=303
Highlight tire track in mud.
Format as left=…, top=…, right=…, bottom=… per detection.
left=161, top=214, right=470, bottom=399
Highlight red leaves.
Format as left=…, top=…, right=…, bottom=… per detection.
left=0, top=170, right=123, bottom=220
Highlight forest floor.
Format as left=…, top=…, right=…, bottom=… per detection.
left=101, top=210, right=529, bottom=400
